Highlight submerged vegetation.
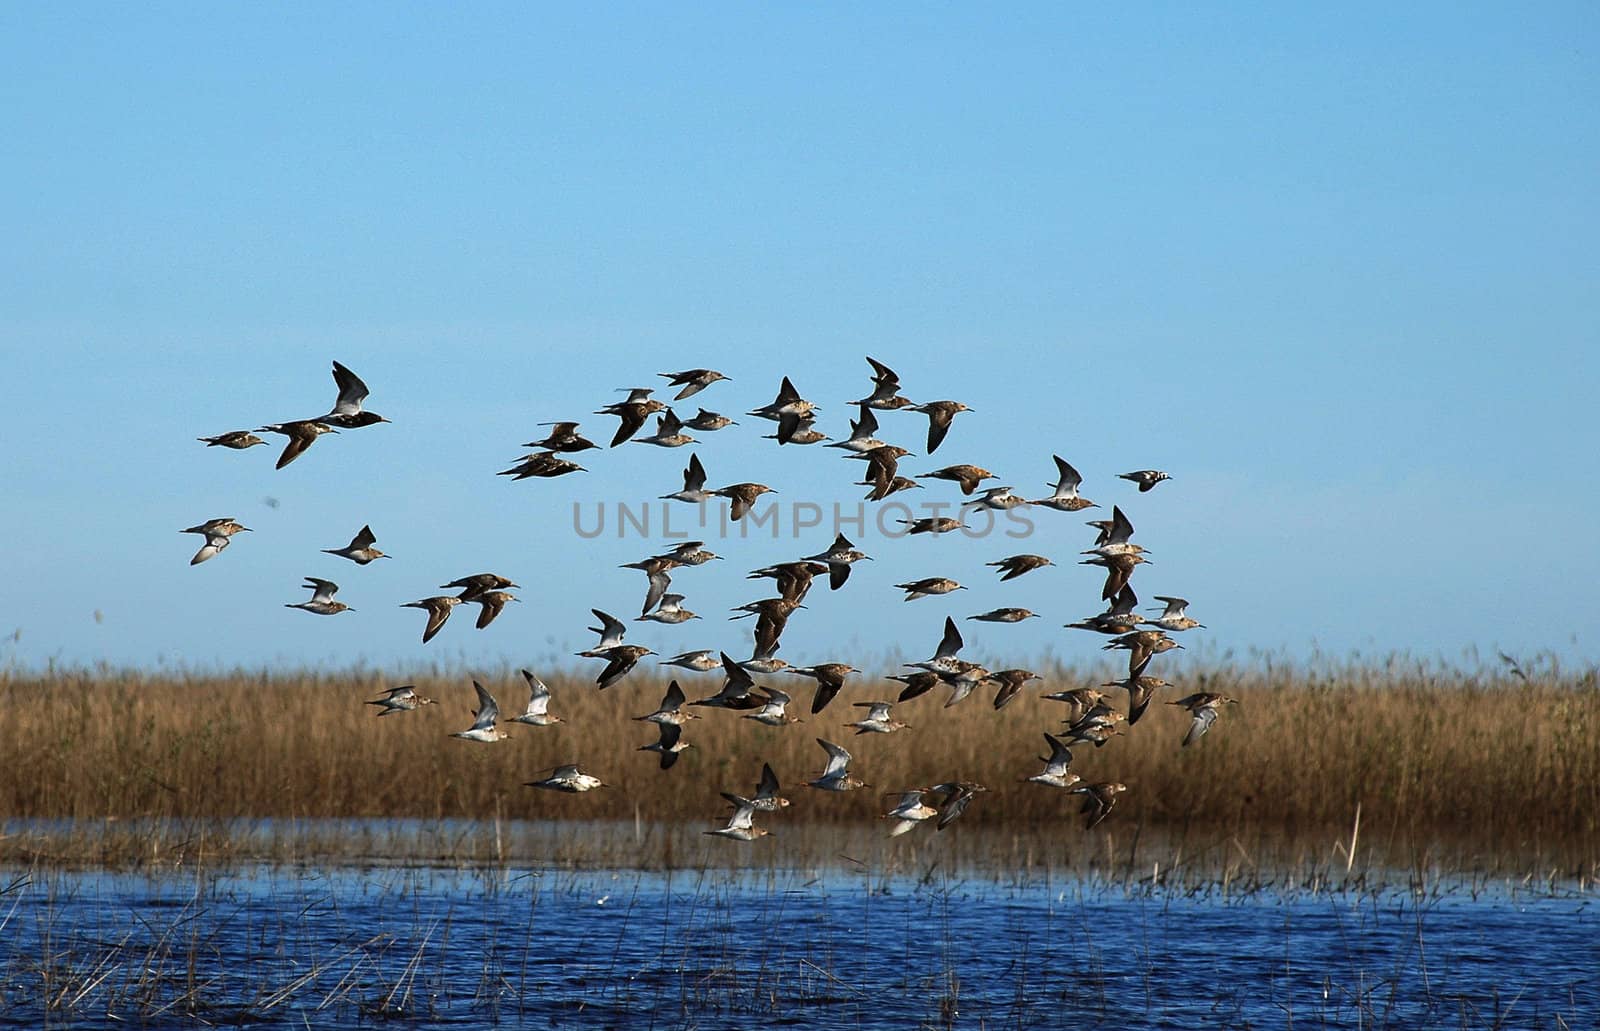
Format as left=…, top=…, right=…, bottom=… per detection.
left=1, top=657, right=1596, bottom=877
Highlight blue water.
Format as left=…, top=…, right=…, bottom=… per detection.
left=0, top=866, right=1592, bottom=1028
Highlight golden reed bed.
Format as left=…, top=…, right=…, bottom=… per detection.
left=1, top=660, right=1595, bottom=876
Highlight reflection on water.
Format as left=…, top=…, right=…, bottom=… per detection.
left=0, top=864, right=1593, bottom=1029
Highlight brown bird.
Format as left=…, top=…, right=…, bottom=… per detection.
left=523, top=421, right=600, bottom=453
left=909, top=400, right=972, bottom=454
left=918, top=464, right=995, bottom=495
left=442, top=573, right=519, bottom=602
left=1029, top=455, right=1097, bottom=512
left=989, top=668, right=1042, bottom=710
left=498, top=451, right=586, bottom=479
left=258, top=420, right=338, bottom=469
left=1168, top=692, right=1238, bottom=747
left=1072, top=782, right=1128, bottom=829
left=322, top=524, right=388, bottom=565
left=748, top=561, right=829, bottom=604
left=853, top=356, right=915, bottom=410
left=593, top=645, right=655, bottom=689
left=1106, top=676, right=1171, bottom=725
left=1104, top=629, right=1182, bottom=678
left=198, top=431, right=266, bottom=450
left=987, top=554, right=1053, bottom=581
left=596, top=389, right=667, bottom=447
left=788, top=663, right=857, bottom=714
left=713, top=482, right=777, bottom=521
left=856, top=444, right=912, bottom=501
left=658, top=368, right=730, bottom=400
left=402, top=596, right=461, bottom=643
left=731, top=597, right=803, bottom=655
left=471, top=590, right=518, bottom=630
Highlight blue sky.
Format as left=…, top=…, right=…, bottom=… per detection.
left=3, top=3, right=1596, bottom=673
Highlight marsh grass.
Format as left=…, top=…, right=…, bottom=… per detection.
left=1, top=657, right=1596, bottom=876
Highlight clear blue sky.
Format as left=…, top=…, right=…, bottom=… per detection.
left=3, top=3, right=1596, bottom=674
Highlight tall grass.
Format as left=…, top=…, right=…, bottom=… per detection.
left=1, top=657, right=1596, bottom=874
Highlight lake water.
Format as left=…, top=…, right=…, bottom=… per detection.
left=0, top=864, right=1593, bottom=1029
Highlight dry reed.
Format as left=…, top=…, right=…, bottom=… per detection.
left=1, top=657, right=1596, bottom=875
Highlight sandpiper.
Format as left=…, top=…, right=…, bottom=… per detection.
left=966, top=486, right=1027, bottom=511
left=1043, top=687, right=1112, bottom=725
left=989, top=668, right=1042, bottom=710
left=855, top=444, right=913, bottom=501
left=803, top=534, right=872, bottom=590
left=622, top=555, right=678, bottom=615
left=895, top=577, right=966, bottom=601
left=705, top=795, right=769, bottom=841
left=662, top=541, right=720, bottom=563
left=471, top=590, right=518, bottom=630
left=1142, top=596, right=1205, bottom=632
left=639, top=593, right=700, bottom=624
left=859, top=474, right=922, bottom=500
left=1064, top=585, right=1142, bottom=635
left=634, top=409, right=697, bottom=448
left=908, top=400, right=972, bottom=454
left=712, top=482, right=776, bottom=521
left=1119, top=469, right=1171, bottom=492
left=525, top=764, right=605, bottom=793
left=1106, top=675, right=1170, bottom=725
left=287, top=577, right=352, bottom=615
left=509, top=669, right=562, bottom=726
left=918, top=464, right=995, bottom=495
left=847, top=700, right=908, bottom=735
left=898, top=516, right=964, bottom=535
left=660, top=650, right=720, bottom=673
left=969, top=607, right=1039, bottom=623
left=986, top=554, right=1052, bottom=581
left=661, top=452, right=713, bottom=504
left=826, top=403, right=886, bottom=454
left=636, top=680, right=702, bottom=725
left=808, top=738, right=868, bottom=791
left=658, top=368, right=730, bottom=400
left=905, top=616, right=965, bottom=675
left=1168, top=692, right=1238, bottom=747
left=323, top=525, right=388, bottom=564
left=742, top=686, right=802, bottom=727
left=1072, top=782, right=1128, bottom=828
left=739, top=644, right=790, bottom=675
left=524, top=421, right=599, bottom=453
left=258, top=420, right=338, bottom=469
left=928, top=781, right=987, bottom=829
left=690, top=655, right=762, bottom=710
left=748, top=376, right=819, bottom=422
left=593, top=645, right=654, bottom=690
left=683, top=408, right=736, bottom=431
left=882, top=790, right=940, bottom=837
left=1025, top=734, right=1080, bottom=789
left=443, top=573, right=519, bottom=603
left=788, top=663, right=856, bottom=714
left=1029, top=456, right=1097, bottom=512
left=596, top=390, right=667, bottom=447
left=1082, top=506, right=1145, bottom=559
left=498, top=451, right=586, bottom=480
left=750, top=762, right=792, bottom=811
left=402, top=596, right=460, bottom=642
left=749, top=561, right=829, bottom=604
left=182, top=517, right=250, bottom=565
left=640, top=721, right=693, bottom=770
left=730, top=597, right=803, bottom=656
left=451, top=681, right=510, bottom=742
left=316, top=361, right=391, bottom=428
left=937, top=661, right=992, bottom=707
left=198, top=431, right=267, bottom=449
left=889, top=671, right=941, bottom=702
left=766, top=411, right=828, bottom=445
left=1104, top=629, right=1182, bottom=678
left=366, top=685, right=435, bottom=717
left=853, top=356, right=915, bottom=410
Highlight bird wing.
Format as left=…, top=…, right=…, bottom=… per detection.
left=329, top=361, right=370, bottom=416
left=350, top=525, right=377, bottom=551
left=475, top=593, right=508, bottom=629
left=469, top=681, right=500, bottom=730
left=817, top=738, right=851, bottom=778
left=684, top=452, right=707, bottom=491
left=935, top=617, right=964, bottom=661
left=591, top=609, right=627, bottom=650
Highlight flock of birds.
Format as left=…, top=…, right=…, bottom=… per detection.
left=189, top=358, right=1235, bottom=842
